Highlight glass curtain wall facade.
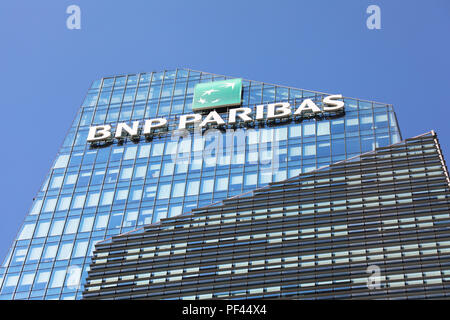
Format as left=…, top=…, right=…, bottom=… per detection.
left=0, top=68, right=401, bottom=299
left=83, top=132, right=450, bottom=300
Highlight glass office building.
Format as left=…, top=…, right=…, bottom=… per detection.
left=0, top=68, right=401, bottom=299
left=83, top=131, right=450, bottom=300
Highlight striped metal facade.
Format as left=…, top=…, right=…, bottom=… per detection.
left=83, top=131, right=450, bottom=299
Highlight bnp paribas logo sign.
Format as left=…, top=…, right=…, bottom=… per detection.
left=87, top=75, right=345, bottom=143
left=192, top=78, right=243, bottom=111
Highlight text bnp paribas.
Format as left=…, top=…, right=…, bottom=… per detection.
left=86, top=94, right=344, bottom=143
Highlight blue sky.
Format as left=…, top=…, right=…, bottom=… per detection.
left=0, top=0, right=449, bottom=260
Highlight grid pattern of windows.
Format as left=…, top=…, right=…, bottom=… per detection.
left=83, top=132, right=450, bottom=300
left=0, top=68, right=401, bottom=300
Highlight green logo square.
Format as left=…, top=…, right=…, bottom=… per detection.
left=192, top=78, right=242, bottom=111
